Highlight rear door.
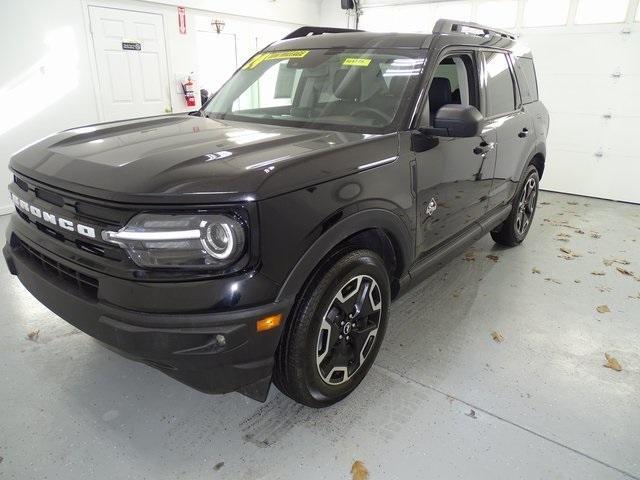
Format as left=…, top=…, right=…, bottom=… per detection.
left=481, top=50, right=535, bottom=209
left=89, top=6, right=172, bottom=121
left=414, top=50, right=497, bottom=256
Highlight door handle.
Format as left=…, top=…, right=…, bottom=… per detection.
left=473, top=142, right=495, bottom=155
left=518, top=128, right=529, bottom=138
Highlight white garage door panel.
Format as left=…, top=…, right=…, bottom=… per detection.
left=604, top=117, right=640, bottom=157
left=539, top=74, right=615, bottom=115
left=610, top=75, right=640, bottom=115
left=523, top=34, right=621, bottom=75
left=546, top=112, right=606, bottom=152
left=543, top=150, right=640, bottom=203
left=89, top=6, right=171, bottom=121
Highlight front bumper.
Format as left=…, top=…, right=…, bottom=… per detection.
left=3, top=225, right=293, bottom=401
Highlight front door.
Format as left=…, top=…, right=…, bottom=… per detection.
left=89, top=6, right=171, bottom=121
left=414, top=51, right=497, bottom=255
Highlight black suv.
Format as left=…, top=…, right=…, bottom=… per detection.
left=3, top=20, right=548, bottom=407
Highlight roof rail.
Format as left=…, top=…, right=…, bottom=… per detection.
left=433, top=19, right=516, bottom=40
left=282, top=26, right=363, bottom=40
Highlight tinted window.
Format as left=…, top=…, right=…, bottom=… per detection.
left=422, top=53, right=479, bottom=126
left=514, top=56, right=539, bottom=104
left=483, top=52, right=516, bottom=116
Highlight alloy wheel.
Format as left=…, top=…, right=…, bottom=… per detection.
left=316, top=275, right=382, bottom=385
left=515, top=176, right=538, bottom=236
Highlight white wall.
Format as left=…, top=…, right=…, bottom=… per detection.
left=0, top=0, right=321, bottom=214
left=320, top=0, right=640, bottom=203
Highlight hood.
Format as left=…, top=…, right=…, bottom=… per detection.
left=10, top=115, right=398, bottom=204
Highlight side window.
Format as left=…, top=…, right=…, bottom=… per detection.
left=482, top=51, right=517, bottom=117
left=514, top=56, right=539, bottom=104
left=421, top=53, right=480, bottom=126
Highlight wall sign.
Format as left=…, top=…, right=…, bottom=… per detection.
left=122, top=42, right=141, bottom=51
left=178, top=7, right=187, bottom=34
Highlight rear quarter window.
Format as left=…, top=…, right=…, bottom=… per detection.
left=514, top=56, right=539, bottom=104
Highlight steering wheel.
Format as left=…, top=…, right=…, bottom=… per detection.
left=351, top=107, right=391, bottom=125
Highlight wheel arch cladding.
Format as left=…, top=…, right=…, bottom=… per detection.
left=529, top=152, right=545, bottom=179
left=275, top=209, right=413, bottom=303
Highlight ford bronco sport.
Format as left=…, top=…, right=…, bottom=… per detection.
left=4, top=20, right=548, bottom=407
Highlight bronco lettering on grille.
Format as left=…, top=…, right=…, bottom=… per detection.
left=9, top=192, right=97, bottom=239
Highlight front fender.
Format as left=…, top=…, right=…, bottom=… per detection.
left=275, top=208, right=413, bottom=302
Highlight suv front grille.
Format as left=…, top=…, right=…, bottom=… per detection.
left=12, top=236, right=99, bottom=301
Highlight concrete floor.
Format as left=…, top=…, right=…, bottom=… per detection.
left=1, top=191, right=639, bottom=480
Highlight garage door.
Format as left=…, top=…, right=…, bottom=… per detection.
left=89, top=6, right=171, bottom=121
left=520, top=29, right=640, bottom=204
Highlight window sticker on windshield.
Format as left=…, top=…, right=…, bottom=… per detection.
left=243, top=50, right=310, bottom=70
left=342, top=58, right=371, bottom=67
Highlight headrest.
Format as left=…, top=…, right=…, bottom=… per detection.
left=333, top=69, right=361, bottom=100
left=429, top=77, right=452, bottom=114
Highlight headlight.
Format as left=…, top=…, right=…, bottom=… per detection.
left=102, top=213, right=246, bottom=270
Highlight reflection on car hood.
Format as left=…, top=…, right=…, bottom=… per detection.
left=10, top=115, right=398, bottom=204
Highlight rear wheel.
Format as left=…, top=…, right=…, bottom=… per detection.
left=274, top=249, right=390, bottom=407
left=491, top=165, right=540, bottom=246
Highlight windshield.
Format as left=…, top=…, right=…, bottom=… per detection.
left=203, top=48, right=426, bottom=133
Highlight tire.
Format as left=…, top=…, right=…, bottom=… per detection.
left=273, top=249, right=390, bottom=407
left=491, top=165, right=540, bottom=247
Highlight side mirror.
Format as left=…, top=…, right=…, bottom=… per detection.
left=422, top=104, right=483, bottom=138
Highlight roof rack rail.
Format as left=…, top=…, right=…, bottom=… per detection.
left=282, top=26, right=363, bottom=40
left=433, top=19, right=516, bottom=40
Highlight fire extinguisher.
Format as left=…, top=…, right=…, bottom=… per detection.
left=182, top=74, right=196, bottom=107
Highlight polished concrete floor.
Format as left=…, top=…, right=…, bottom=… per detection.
left=1, top=191, right=639, bottom=480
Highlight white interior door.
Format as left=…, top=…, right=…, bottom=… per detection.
left=195, top=31, right=238, bottom=96
left=89, top=6, right=171, bottom=121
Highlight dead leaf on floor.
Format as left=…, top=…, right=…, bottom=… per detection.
left=351, top=461, right=369, bottom=480
left=559, top=247, right=581, bottom=258
left=567, top=201, right=579, bottom=205
left=486, top=254, right=499, bottom=263
left=603, top=353, right=622, bottom=372
left=603, top=258, right=630, bottom=267
left=464, top=251, right=476, bottom=262
left=532, top=267, right=541, bottom=274
left=591, top=271, right=606, bottom=276
left=491, top=331, right=504, bottom=343
left=555, top=237, right=570, bottom=242
left=575, top=229, right=585, bottom=235
left=540, top=202, right=551, bottom=205
left=596, top=305, right=611, bottom=314
left=452, top=291, right=460, bottom=298
left=558, top=254, right=575, bottom=260
left=628, top=292, right=640, bottom=300
left=466, top=409, right=477, bottom=419
left=616, top=267, right=634, bottom=277
left=574, top=279, right=582, bottom=283
left=557, top=232, right=572, bottom=238
left=590, top=232, right=602, bottom=239
left=545, top=277, right=562, bottom=284
left=596, top=286, right=612, bottom=293
left=26, top=329, right=40, bottom=341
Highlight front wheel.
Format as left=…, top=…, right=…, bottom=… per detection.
left=273, top=249, right=390, bottom=407
left=491, top=165, right=540, bottom=246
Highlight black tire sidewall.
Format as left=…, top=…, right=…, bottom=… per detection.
left=292, top=251, right=390, bottom=405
